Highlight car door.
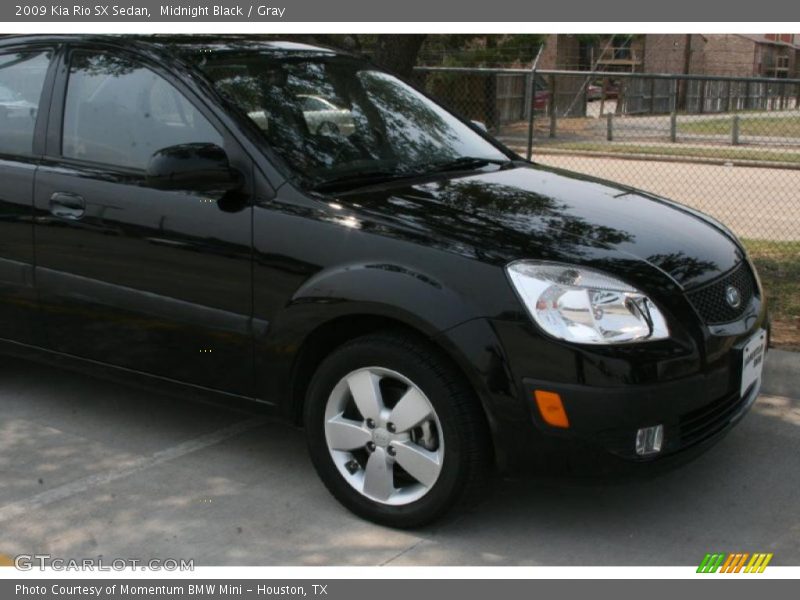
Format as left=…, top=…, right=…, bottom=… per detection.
left=33, top=46, right=255, bottom=396
left=0, top=46, right=54, bottom=347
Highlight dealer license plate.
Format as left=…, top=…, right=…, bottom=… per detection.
left=741, top=329, right=766, bottom=397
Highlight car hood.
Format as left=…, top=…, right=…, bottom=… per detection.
left=331, top=164, right=744, bottom=290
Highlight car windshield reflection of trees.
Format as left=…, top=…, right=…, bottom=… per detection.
left=199, top=54, right=508, bottom=188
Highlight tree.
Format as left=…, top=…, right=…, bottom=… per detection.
left=371, top=35, right=428, bottom=77
left=299, top=34, right=545, bottom=74
left=300, top=34, right=427, bottom=77
left=419, top=34, right=545, bottom=67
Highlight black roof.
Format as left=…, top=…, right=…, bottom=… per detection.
left=0, top=34, right=341, bottom=56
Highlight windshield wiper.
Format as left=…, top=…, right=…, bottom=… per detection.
left=311, top=170, right=418, bottom=192
left=311, top=157, right=514, bottom=192
left=425, top=156, right=513, bottom=174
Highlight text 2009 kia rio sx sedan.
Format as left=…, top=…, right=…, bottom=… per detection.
left=0, top=36, right=768, bottom=527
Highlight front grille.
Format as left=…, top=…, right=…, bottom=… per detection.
left=678, top=387, right=750, bottom=447
left=686, top=262, right=756, bottom=324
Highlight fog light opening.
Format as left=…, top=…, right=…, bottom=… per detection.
left=635, top=424, right=664, bottom=456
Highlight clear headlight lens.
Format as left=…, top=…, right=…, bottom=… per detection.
left=506, top=261, right=669, bottom=345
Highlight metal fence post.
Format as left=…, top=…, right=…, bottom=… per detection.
left=607, top=113, right=614, bottom=142
left=698, top=79, right=706, bottom=114
left=525, top=71, right=535, bottom=160
left=599, top=76, right=608, bottom=117
left=649, top=78, right=656, bottom=114
left=671, top=78, right=678, bottom=114
left=670, top=112, right=677, bottom=143
left=525, top=46, right=544, bottom=161
left=725, top=80, right=732, bottom=113
left=548, top=74, right=557, bottom=139
left=732, top=115, right=740, bottom=146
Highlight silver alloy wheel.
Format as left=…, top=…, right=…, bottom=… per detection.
left=324, top=367, right=445, bottom=506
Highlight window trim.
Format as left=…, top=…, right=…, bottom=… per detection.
left=191, top=50, right=518, bottom=193
left=0, top=44, right=57, bottom=161
left=47, top=44, right=234, bottom=174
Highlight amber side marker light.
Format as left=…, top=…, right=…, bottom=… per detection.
left=534, top=390, right=570, bottom=428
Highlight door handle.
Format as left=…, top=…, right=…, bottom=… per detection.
left=49, top=192, right=85, bottom=220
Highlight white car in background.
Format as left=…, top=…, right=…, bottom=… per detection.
left=297, top=94, right=356, bottom=135
left=248, top=94, right=356, bottom=136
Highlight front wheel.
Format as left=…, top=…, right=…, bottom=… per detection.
left=304, top=332, right=491, bottom=528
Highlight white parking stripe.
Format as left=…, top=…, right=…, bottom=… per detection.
left=0, top=416, right=268, bottom=524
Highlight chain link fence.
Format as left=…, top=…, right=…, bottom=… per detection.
left=413, top=67, right=800, bottom=348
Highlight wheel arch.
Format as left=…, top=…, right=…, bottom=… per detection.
left=258, top=259, right=501, bottom=454
left=287, top=312, right=489, bottom=430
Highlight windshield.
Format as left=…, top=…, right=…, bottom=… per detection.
left=192, top=52, right=510, bottom=189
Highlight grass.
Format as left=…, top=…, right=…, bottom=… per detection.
left=538, top=141, right=800, bottom=165
left=679, top=115, right=800, bottom=138
left=743, top=239, right=800, bottom=350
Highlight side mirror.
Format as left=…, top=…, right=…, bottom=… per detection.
left=146, top=143, right=242, bottom=193
left=471, top=120, right=488, bottom=132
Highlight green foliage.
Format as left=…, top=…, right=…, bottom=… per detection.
left=680, top=116, right=800, bottom=138
left=743, top=239, right=800, bottom=348
left=418, top=34, right=547, bottom=67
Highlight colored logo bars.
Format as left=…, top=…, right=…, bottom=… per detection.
left=697, top=552, right=773, bottom=573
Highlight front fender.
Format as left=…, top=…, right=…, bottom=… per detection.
left=289, top=261, right=480, bottom=332
left=255, top=261, right=488, bottom=413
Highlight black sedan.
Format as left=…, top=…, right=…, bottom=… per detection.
left=0, top=35, right=767, bottom=527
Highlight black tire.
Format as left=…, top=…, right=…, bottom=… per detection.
left=304, top=331, right=491, bottom=528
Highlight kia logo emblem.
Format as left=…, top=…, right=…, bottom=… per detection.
left=725, top=285, right=742, bottom=309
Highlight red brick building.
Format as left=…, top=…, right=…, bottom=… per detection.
left=538, top=34, right=800, bottom=78
left=643, top=34, right=800, bottom=78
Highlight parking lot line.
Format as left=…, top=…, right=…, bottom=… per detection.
left=0, top=416, right=268, bottom=524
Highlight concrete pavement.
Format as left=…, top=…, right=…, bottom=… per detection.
left=0, top=354, right=798, bottom=566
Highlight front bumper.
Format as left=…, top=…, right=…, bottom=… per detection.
left=522, top=372, right=760, bottom=463
left=436, top=309, right=767, bottom=476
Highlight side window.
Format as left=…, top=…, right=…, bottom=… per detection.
left=0, top=51, right=51, bottom=156
left=62, top=51, right=223, bottom=170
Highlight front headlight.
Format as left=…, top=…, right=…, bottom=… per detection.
left=506, top=261, right=669, bottom=345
